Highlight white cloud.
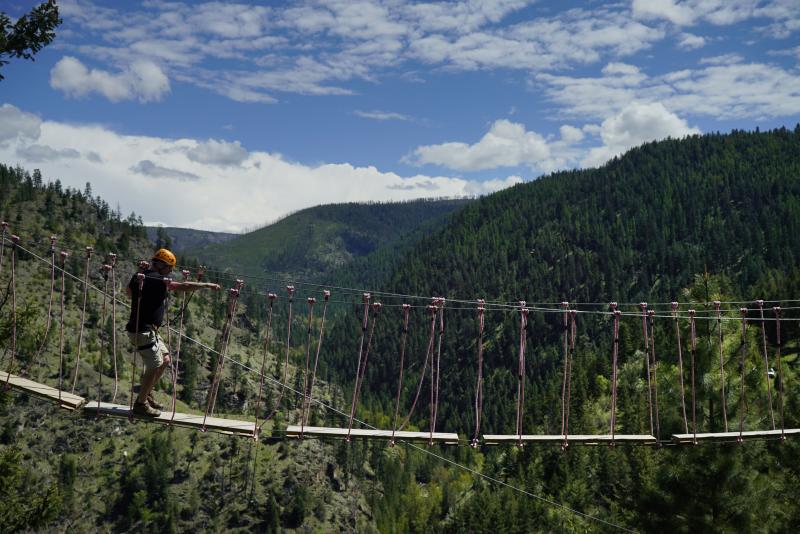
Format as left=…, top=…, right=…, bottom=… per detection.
left=632, top=0, right=697, bottom=26
left=50, top=56, right=170, bottom=102
left=0, top=104, right=41, bottom=144
left=354, top=110, right=413, bottom=121
left=0, top=104, right=518, bottom=232
left=407, top=119, right=588, bottom=172
left=582, top=102, right=700, bottom=167
left=539, top=60, right=800, bottom=120
left=677, top=32, right=706, bottom=49
left=186, top=139, right=248, bottom=167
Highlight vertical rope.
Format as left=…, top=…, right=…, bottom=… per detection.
left=756, top=300, right=776, bottom=430
left=95, top=264, right=111, bottom=410
left=560, top=302, right=570, bottom=448
left=298, top=297, right=317, bottom=437
left=773, top=307, right=785, bottom=441
left=347, top=301, right=381, bottom=442
left=253, top=292, right=276, bottom=436
left=57, top=251, right=68, bottom=403
left=260, top=285, right=295, bottom=427
left=431, top=298, right=445, bottom=445
left=738, top=307, right=748, bottom=443
left=398, top=304, right=438, bottom=432
left=392, top=303, right=412, bottom=446
left=688, top=309, right=698, bottom=445
left=33, top=236, right=57, bottom=375
left=470, top=300, right=485, bottom=448
left=169, top=269, right=190, bottom=421
left=648, top=310, right=661, bottom=442
left=671, top=302, right=689, bottom=434
left=0, top=222, right=7, bottom=283
left=346, top=293, right=370, bottom=439
left=610, top=303, right=620, bottom=445
left=565, top=310, right=577, bottom=446
left=515, top=301, right=529, bottom=447
left=108, top=254, right=119, bottom=403
left=3, top=236, right=19, bottom=388
left=301, top=291, right=329, bottom=434
left=71, top=246, right=93, bottom=394
left=203, top=282, right=241, bottom=429
left=640, top=302, right=654, bottom=438
left=129, top=272, right=145, bottom=421
left=714, top=301, right=728, bottom=432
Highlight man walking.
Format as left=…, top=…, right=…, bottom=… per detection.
left=126, top=248, right=220, bottom=416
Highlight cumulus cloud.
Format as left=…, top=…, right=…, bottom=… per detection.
left=50, top=56, right=171, bottom=102
left=677, top=32, right=706, bottom=49
left=406, top=119, right=593, bottom=172
left=0, top=104, right=519, bottom=232
left=582, top=102, right=700, bottom=167
left=632, top=0, right=697, bottom=26
left=186, top=139, right=248, bottom=167
left=0, top=104, right=42, bottom=144
left=16, top=144, right=80, bottom=162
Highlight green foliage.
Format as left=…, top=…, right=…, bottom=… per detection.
left=0, top=0, right=61, bottom=80
left=0, top=447, right=62, bottom=533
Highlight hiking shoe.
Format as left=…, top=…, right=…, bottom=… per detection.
left=133, top=401, right=161, bottom=417
left=147, top=394, right=164, bottom=410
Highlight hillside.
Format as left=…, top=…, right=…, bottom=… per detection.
left=146, top=226, right=238, bottom=253
left=320, top=126, right=800, bottom=532
left=188, top=198, right=471, bottom=283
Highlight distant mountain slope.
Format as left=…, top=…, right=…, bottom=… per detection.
left=146, top=225, right=237, bottom=253
left=187, top=198, right=472, bottom=282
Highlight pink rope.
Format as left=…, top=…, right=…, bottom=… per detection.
left=688, top=309, right=698, bottom=444
left=471, top=300, right=485, bottom=448
left=298, top=297, right=317, bottom=436
left=610, top=304, right=620, bottom=444
left=128, top=272, right=145, bottom=421
left=71, top=246, right=93, bottom=394
left=430, top=298, right=445, bottom=444
left=773, top=307, right=785, bottom=441
left=203, top=283, right=241, bottom=429
left=640, top=303, right=654, bottom=437
left=738, top=308, right=748, bottom=442
left=393, top=303, right=412, bottom=446
left=301, top=291, right=330, bottom=434
left=57, top=251, right=68, bottom=403
left=560, top=302, right=570, bottom=447
left=516, top=301, right=529, bottom=447
left=347, top=301, right=381, bottom=442
left=714, top=301, right=729, bottom=432
left=672, top=302, right=689, bottom=434
left=95, top=264, right=111, bottom=411
left=169, top=269, right=191, bottom=421
left=254, top=293, right=276, bottom=436
left=108, top=254, right=119, bottom=403
left=346, top=293, right=371, bottom=439
left=3, top=235, right=19, bottom=388
left=756, top=300, right=776, bottom=429
left=398, top=304, right=438, bottom=432
left=648, top=310, right=660, bottom=441
left=33, top=236, right=57, bottom=375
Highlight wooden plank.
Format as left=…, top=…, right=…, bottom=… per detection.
left=286, top=425, right=460, bottom=444
left=0, top=372, right=85, bottom=410
left=82, top=402, right=256, bottom=437
left=672, top=429, right=800, bottom=443
left=482, top=434, right=658, bottom=445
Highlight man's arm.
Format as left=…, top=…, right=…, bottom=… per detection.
left=168, top=280, right=221, bottom=292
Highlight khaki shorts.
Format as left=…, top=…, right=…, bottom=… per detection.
left=128, top=329, right=169, bottom=371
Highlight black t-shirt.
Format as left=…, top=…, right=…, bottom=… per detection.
left=126, top=269, right=168, bottom=332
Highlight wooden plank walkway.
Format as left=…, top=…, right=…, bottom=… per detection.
left=82, top=402, right=256, bottom=437
left=286, top=425, right=460, bottom=444
left=672, top=429, right=800, bottom=443
left=1, top=372, right=85, bottom=410
left=483, top=434, right=658, bottom=445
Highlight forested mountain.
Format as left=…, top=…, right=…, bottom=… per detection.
left=317, top=126, right=800, bottom=532
left=3, top=126, right=800, bottom=533
left=187, top=198, right=471, bottom=283
left=146, top=226, right=238, bottom=253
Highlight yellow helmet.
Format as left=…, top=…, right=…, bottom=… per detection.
left=152, top=248, right=177, bottom=267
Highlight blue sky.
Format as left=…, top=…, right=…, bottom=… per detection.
left=1, top=0, right=799, bottom=231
